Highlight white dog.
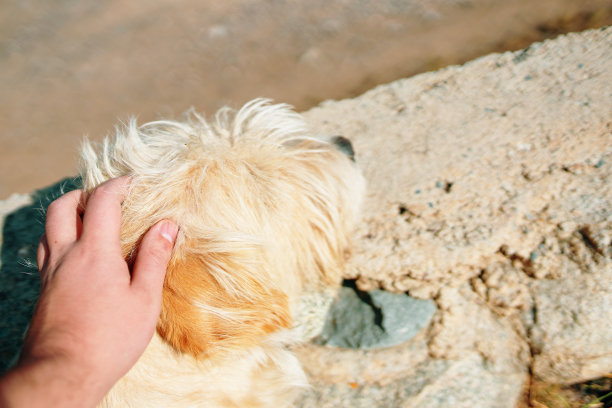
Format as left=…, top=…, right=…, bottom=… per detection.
left=79, top=99, right=365, bottom=407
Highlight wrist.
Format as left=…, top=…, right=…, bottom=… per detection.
left=0, top=354, right=104, bottom=408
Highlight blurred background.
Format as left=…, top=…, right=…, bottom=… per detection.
left=1, top=0, right=611, bottom=199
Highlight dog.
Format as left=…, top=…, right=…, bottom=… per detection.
left=79, top=99, right=365, bottom=407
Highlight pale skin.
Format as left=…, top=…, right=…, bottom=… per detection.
left=0, top=177, right=178, bottom=408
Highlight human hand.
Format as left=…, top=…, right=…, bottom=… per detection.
left=0, top=177, right=178, bottom=408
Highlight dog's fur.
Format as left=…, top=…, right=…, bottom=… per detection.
left=79, top=100, right=365, bottom=407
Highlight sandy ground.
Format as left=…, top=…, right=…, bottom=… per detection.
left=1, top=0, right=611, bottom=198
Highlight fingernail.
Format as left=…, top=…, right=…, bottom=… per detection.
left=159, top=220, right=179, bottom=245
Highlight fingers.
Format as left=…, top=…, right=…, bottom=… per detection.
left=130, top=220, right=178, bottom=296
left=80, top=176, right=131, bottom=249
left=44, top=189, right=84, bottom=254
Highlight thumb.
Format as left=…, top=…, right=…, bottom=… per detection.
left=131, top=220, right=178, bottom=294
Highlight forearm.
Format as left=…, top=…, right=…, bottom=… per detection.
left=0, top=357, right=103, bottom=408
left=0, top=179, right=175, bottom=408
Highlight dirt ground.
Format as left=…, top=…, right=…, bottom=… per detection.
left=1, top=0, right=611, bottom=198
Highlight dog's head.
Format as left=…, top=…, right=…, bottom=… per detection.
left=80, top=99, right=365, bottom=358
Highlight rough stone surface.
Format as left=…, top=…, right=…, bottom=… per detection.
left=298, top=27, right=611, bottom=405
left=305, top=29, right=611, bottom=300
left=1, top=28, right=611, bottom=406
left=528, top=263, right=612, bottom=384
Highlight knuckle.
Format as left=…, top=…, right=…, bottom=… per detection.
left=145, top=246, right=167, bottom=266
left=89, top=184, right=108, bottom=200
left=88, top=179, right=127, bottom=205
left=45, top=197, right=63, bottom=216
left=142, top=240, right=170, bottom=266
left=46, top=190, right=82, bottom=219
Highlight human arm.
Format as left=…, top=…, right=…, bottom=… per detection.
left=0, top=177, right=178, bottom=407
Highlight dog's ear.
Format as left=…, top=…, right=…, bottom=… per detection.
left=156, top=240, right=291, bottom=358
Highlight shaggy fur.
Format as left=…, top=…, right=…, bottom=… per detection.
left=79, top=99, right=365, bottom=407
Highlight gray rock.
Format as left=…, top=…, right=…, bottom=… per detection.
left=315, top=284, right=436, bottom=349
